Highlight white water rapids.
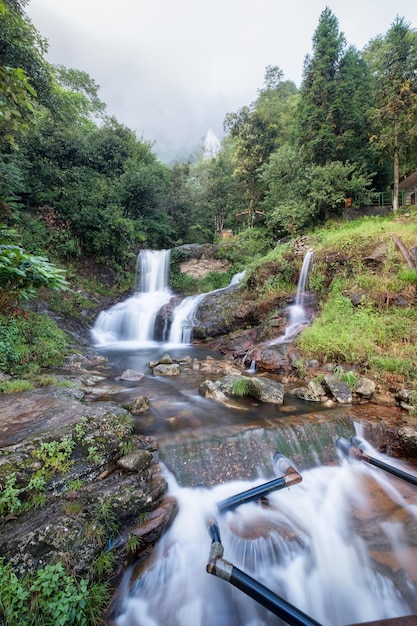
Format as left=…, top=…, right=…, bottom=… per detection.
left=115, top=431, right=417, bottom=626
left=91, top=249, right=417, bottom=625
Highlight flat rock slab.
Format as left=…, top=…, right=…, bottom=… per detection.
left=0, top=386, right=129, bottom=447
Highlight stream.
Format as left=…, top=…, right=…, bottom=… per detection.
left=89, top=251, right=417, bottom=625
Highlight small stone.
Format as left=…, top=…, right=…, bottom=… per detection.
left=152, top=364, right=180, bottom=376
left=354, top=377, right=376, bottom=399
left=120, top=369, right=145, bottom=382
left=117, top=450, right=152, bottom=472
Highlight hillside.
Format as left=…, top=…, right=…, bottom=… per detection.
left=172, top=210, right=417, bottom=413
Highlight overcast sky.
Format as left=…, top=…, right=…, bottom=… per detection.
left=27, top=0, right=416, bottom=162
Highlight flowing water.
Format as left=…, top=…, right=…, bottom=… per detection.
left=91, top=251, right=417, bottom=626
left=270, top=250, right=314, bottom=346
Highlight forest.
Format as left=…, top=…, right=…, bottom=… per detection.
left=0, top=1, right=417, bottom=325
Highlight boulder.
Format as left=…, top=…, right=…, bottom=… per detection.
left=323, top=375, right=352, bottom=404
left=120, top=369, right=145, bottom=382
left=354, top=377, right=376, bottom=399
left=152, top=363, right=180, bottom=376
left=397, top=426, right=417, bottom=457
left=200, top=374, right=284, bottom=405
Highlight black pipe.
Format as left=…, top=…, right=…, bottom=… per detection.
left=226, top=564, right=322, bottom=626
left=336, top=437, right=417, bottom=487
left=206, top=522, right=323, bottom=626
left=217, top=456, right=302, bottom=514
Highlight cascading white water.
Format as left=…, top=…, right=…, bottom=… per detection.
left=167, top=270, right=247, bottom=345
left=270, top=250, right=314, bottom=345
left=115, top=433, right=417, bottom=626
left=91, top=250, right=172, bottom=346
left=92, top=252, right=246, bottom=347
left=167, top=293, right=207, bottom=345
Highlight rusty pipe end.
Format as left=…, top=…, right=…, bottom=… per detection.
left=283, top=465, right=303, bottom=487
left=273, top=453, right=302, bottom=487
left=206, top=557, right=234, bottom=581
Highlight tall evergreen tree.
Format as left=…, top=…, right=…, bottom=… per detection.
left=334, top=46, right=374, bottom=168
left=297, top=7, right=346, bottom=165
left=365, top=17, right=417, bottom=211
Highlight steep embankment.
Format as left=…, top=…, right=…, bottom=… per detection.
left=179, top=213, right=417, bottom=414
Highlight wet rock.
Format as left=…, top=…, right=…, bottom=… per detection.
left=354, top=377, right=376, bottom=399
left=122, top=396, right=150, bottom=414
left=398, top=426, right=417, bottom=457
left=155, top=353, right=174, bottom=365
left=201, top=374, right=284, bottom=404
left=152, top=363, right=180, bottom=376
left=81, top=374, right=107, bottom=386
left=248, top=344, right=292, bottom=374
left=370, top=392, right=397, bottom=407
left=64, top=352, right=108, bottom=370
left=290, top=387, right=321, bottom=402
left=245, top=377, right=284, bottom=404
left=0, top=415, right=169, bottom=577
left=308, top=380, right=327, bottom=399
left=117, top=450, right=153, bottom=472
left=120, top=369, right=145, bottom=382
left=199, top=379, right=248, bottom=410
left=323, top=375, right=352, bottom=404
left=192, top=289, right=259, bottom=339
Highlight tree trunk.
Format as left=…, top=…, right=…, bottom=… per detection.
left=393, top=113, right=399, bottom=213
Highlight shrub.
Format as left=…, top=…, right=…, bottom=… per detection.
left=0, top=312, right=68, bottom=376
left=0, top=224, right=69, bottom=310
left=0, top=559, right=109, bottom=626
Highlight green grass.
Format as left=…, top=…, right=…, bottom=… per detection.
left=231, top=377, right=251, bottom=397
left=0, top=312, right=67, bottom=376
left=298, top=281, right=417, bottom=378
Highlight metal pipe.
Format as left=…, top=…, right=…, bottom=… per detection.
left=206, top=522, right=323, bottom=626
left=216, top=455, right=302, bottom=514
left=335, top=437, right=417, bottom=487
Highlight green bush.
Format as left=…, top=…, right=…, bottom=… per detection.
left=0, top=559, right=108, bottom=626
left=0, top=312, right=68, bottom=376
left=216, top=228, right=273, bottom=264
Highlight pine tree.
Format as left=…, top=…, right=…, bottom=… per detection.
left=297, top=8, right=346, bottom=165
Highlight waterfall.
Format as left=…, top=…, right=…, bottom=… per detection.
left=92, top=253, right=246, bottom=347
left=167, top=270, right=247, bottom=345
left=295, top=249, right=313, bottom=308
left=114, top=431, right=417, bottom=626
left=91, top=250, right=172, bottom=346
left=167, top=293, right=207, bottom=345
left=270, top=250, right=314, bottom=345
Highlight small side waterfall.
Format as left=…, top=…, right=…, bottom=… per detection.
left=167, top=271, right=246, bottom=345
left=91, top=250, right=172, bottom=346
left=167, top=293, right=207, bottom=344
left=270, top=250, right=314, bottom=345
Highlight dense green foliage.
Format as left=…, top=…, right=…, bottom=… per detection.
left=0, top=558, right=109, bottom=625
left=1, top=2, right=416, bottom=259
left=0, top=311, right=67, bottom=375
left=0, top=224, right=68, bottom=309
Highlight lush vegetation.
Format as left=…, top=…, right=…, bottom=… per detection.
left=1, top=3, right=417, bottom=261
left=0, top=0, right=416, bottom=380
left=1, top=3, right=417, bottom=622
